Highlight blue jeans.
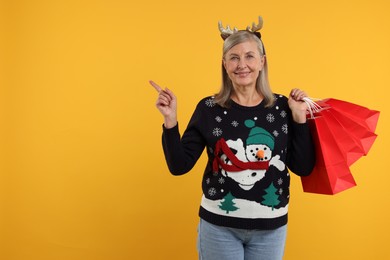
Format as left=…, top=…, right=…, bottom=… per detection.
left=197, top=219, right=287, bottom=260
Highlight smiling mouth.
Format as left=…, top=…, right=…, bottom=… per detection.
left=239, top=183, right=255, bottom=187
left=239, top=183, right=255, bottom=190
left=235, top=72, right=251, bottom=77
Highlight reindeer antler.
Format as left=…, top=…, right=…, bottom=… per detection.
left=218, top=16, right=263, bottom=40
left=246, top=16, right=263, bottom=32
left=218, top=21, right=238, bottom=40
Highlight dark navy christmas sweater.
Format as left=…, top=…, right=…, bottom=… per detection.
left=162, top=94, right=315, bottom=230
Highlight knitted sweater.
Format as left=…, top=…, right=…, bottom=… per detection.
left=162, top=94, right=315, bottom=230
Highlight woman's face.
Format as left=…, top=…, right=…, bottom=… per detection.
left=223, top=40, right=265, bottom=89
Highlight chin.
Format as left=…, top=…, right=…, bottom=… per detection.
left=235, top=80, right=255, bottom=87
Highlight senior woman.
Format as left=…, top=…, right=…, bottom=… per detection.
left=151, top=16, right=315, bottom=260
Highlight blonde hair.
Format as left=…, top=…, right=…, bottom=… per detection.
left=214, top=31, right=275, bottom=108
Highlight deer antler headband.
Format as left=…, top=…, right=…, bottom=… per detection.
left=218, top=16, right=263, bottom=40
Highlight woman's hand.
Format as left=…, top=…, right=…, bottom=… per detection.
left=288, top=88, right=308, bottom=123
left=150, top=80, right=178, bottom=128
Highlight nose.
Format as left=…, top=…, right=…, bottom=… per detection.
left=237, top=59, right=246, bottom=69
left=256, top=150, right=264, bottom=159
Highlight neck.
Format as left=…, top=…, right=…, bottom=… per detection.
left=231, top=85, right=263, bottom=106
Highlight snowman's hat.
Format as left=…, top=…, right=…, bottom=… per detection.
left=245, top=119, right=275, bottom=150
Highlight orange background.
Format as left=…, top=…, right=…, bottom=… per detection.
left=1, top=0, right=389, bottom=259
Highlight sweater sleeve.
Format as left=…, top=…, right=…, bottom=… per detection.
left=161, top=104, right=206, bottom=175
left=286, top=122, right=316, bottom=176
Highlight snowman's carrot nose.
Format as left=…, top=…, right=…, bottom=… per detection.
left=257, top=150, right=264, bottom=159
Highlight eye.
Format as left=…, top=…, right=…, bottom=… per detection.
left=230, top=56, right=239, bottom=61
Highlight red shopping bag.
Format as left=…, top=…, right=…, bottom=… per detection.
left=325, top=108, right=378, bottom=156
left=319, top=109, right=366, bottom=166
left=320, top=98, right=380, bottom=132
left=301, top=98, right=379, bottom=195
left=301, top=112, right=357, bottom=195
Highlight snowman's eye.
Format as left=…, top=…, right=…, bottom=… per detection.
left=256, top=148, right=259, bottom=151
left=250, top=150, right=253, bottom=153
left=264, top=147, right=267, bottom=150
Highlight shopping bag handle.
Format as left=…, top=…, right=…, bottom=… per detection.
left=302, top=97, right=323, bottom=119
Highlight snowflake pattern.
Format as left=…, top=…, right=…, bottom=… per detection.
left=218, top=177, right=225, bottom=184
left=212, top=127, right=223, bottom=137
left=282, top=124, right=288, bottom=134
left=205, top=98, right=215, bottom=107
left=208, top=187, right=217, bottom=197
left=279, top=188, right=283, bottom=195
left=206, top=178, right=210, bottom=185
left=231, top=120, right=239, bottom=127
left=273, top=130, right=279, bottom=137
left=266, top=113, right=275, bottom=123
left=277, top=178, right=283, bottom=185
left=280, top=110, right=287, bottom=118
left=215, top=116, right=222, bottom=123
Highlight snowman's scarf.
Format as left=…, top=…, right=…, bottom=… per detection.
left=213, top=138, right=270, bottom=174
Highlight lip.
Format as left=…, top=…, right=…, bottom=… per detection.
left=234, top=71, right=251, bottom=77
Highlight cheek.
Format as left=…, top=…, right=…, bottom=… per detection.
left=251, top=70, right=260, bottom=79
left=251, top=61, right=263, bottom=71
left=225, top=63, right=236, bottom=73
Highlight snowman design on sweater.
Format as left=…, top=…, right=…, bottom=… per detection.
left=201, top=96, right=291, bottom=219
left=219, top=119, right=285, bottom=191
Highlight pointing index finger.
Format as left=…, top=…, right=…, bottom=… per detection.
left=149, top=80, right=162, bottom=93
